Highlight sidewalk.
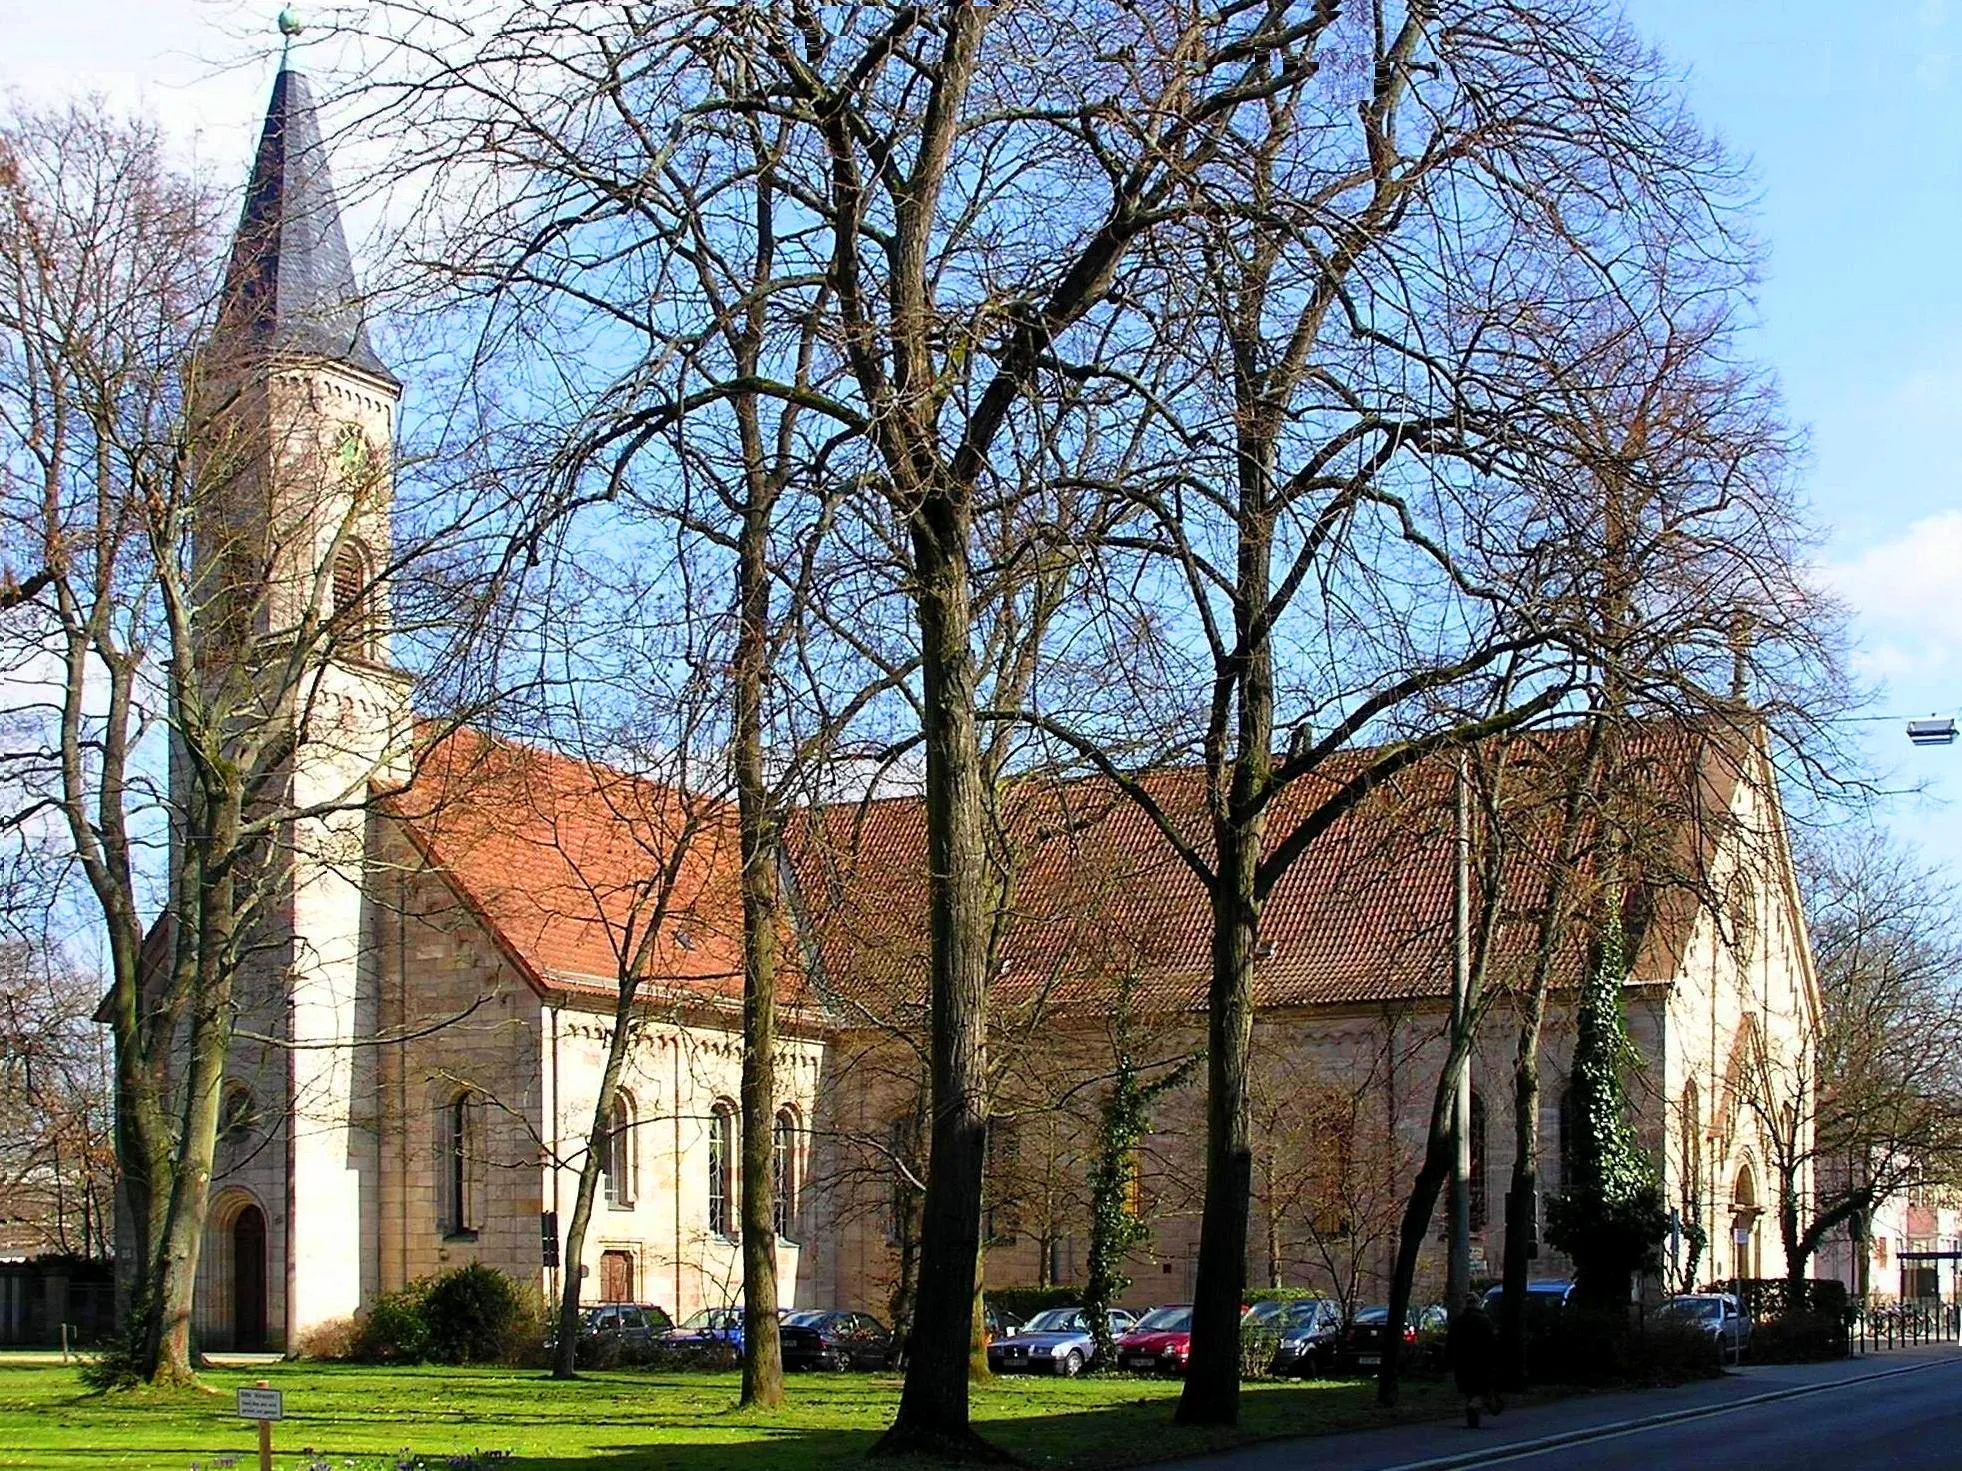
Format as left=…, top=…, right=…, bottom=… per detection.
left=1152, top=1344, right=1962, bottom=1471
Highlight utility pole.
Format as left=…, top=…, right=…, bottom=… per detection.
left=1447, top=751, right=1473, bottom=1316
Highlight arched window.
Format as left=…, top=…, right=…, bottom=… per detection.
left=331, top=542, right=373, bottom=658
left=219, top=1083, right=257, bottom=1147
left=1468, top=1091, right=1488, bottom=1233
left=1680, top=1078, right=1703, bottom=1209
left=773, top=1106, right=799, bottom=1239
left=1557, top=1079, right=1582, bottom=1194
left=603, top=1091, right=635, bottom=1209
left=707, top=1101, right=735, bottom=1238
left=443, top=1092, right=474, bottom=1236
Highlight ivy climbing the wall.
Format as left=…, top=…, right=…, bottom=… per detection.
left=1545, top=900, right=1667, bottom=1313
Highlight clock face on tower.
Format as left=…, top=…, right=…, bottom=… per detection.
left=334, top=422, right=377, bottom=491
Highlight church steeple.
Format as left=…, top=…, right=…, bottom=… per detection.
left=214, top=62, right=396, bottom=387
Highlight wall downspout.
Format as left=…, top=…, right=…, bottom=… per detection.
left=549, top=1001, right=561, bottom=1308
left=673, top=1035, right=683, bottom=1316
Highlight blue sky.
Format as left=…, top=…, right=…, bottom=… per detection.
left=8, top=0, right=1962, bottom=870
left=1621, top=0, right=1962, bottom=863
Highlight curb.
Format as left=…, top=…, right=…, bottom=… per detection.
left=1373, top=1351, right=1962, bottom=1471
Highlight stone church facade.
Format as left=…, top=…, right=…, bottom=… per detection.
left=188, top=62, right=1818, bottom=1354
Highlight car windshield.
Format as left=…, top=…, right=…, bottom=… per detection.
left=1135, top=1307, right=1192, bottom=1332
left=1666, top=1299, right=1724, bottom=1323
left=1280, top=1301, right=1329, bottom=1326
left=783, top=1310, right=828, bottom=1327
left=1243, top=1301, right=1286, bottom=1324
left=682, top=1308, right=736, bottom=1330
left=1354, top=1307, right=1390, bottom=1325
left=1025, top=1309, right=1084, bottom=1334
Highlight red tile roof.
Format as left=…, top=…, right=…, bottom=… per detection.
left=390, top=728, right=760, bottom=1004
left=391, top=720, right=1742, bottom=1024
left=786, top=722, right=1735, bottom=1019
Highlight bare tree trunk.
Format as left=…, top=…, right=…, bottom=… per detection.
left=735, top=477, right=784, bottom=1409
left=553, top=1009, right=636, bottom=1380
left=874, top=489, right=998, bottom=1457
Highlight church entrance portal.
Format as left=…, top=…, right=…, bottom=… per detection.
left=232, top=1204, right=267, bottom=1350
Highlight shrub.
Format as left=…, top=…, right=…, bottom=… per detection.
left=1244, top=1287, right=1320, bottom=1305
left=354, top=1280, right=434, bottom=1363
left=422, top=1263, right=532, bottom=1366
left=1531, top=1306, right=1725, bottom=1387
left=294, top=1315, right=361, bottom=1361
left=988, top=1286, right=1081, bottom=1324
left=1239, top=1320, right=1282, bottom=1379
left=1747, top=1312, right=1846, bottom=1363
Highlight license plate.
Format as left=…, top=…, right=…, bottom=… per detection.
left=1126, top=1356, right=1155, bottom=1371
left=1358, top=1354, right=1380, bottom=1367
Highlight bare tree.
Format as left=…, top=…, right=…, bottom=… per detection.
left=0, top=944, right=116, bottom=1259
left=0, top=95, right=509, bottom=1384
left=1739, top=830, right=1962, bottom=1295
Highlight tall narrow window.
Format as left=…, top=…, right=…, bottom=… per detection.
left=985, top=1119, right=1021, bottom=1243
left=603, top=1092, right=635, bottom=1208
left=444, top=1093, right=473, bottom=1235
left=1557, top=1079, right=1582, bottom=1193
left=1467, top=1091, right=1488, bottom=1232
left=708, top=1101, right=735, bottom=1238
left=773, top=1106, right=798, bottom=1239
left=331, top=542, right=373, bottom=658
left=1680, top=1078, right=1703, bottom=1210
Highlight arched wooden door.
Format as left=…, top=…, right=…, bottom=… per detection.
left=232, top=1204, right=267, bottom=1350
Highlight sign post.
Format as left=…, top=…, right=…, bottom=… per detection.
left=237, top=1380, right=283, bottom=1471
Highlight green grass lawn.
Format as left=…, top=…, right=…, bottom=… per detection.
left=0, top=1360, right=1464, bottom=1470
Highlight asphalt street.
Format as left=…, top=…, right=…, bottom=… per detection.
left=1451, top=1357, right=1962, bottom=1467
left=1454, top=1352, right=1962, bottom=1469
left=1156, top=1347, right=1962, bottom=1471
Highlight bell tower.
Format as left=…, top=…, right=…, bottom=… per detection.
left=196, top=51, right=412, bottom=1349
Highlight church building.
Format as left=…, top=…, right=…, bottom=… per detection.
left=189, top=60, right=1819, bottom=1354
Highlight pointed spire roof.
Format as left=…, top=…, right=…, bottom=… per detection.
left=214, top=64, right=396, bottom=387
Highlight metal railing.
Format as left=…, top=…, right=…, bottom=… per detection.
left=1850, top=1298, right=1962, bottom=1354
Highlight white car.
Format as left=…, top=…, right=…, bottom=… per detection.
left=1661, top=1293, right=1751, bottom=1363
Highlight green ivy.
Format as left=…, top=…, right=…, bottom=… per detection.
left=1545, top=902, right=1666, bottom=1311
left=1082, top=986, right=1196, bottom=1370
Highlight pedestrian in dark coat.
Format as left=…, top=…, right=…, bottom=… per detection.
left=1448, top=1294, right=1501, bottom=1428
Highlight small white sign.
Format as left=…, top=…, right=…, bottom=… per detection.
left=237, top=1387, right=284, bottom=1422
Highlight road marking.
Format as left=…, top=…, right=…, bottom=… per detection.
left=1374, top=1353, right=1962, bottom=1471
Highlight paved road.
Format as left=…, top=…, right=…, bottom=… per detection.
left=1158, top=1347, right=1962, bottom=1471
left=1465, top=1353, right=1962, bottom=1470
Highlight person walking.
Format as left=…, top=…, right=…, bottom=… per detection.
left=1448, top=1293, right=1502, bottom=1428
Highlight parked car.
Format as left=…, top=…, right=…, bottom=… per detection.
left=579, top=1302, right=673, bottom=1345
left=988, top=1307, right=1137, bottom=1377
left=983, top=1301, right=1026, bottom=1345
left=1266, top=1298, right=1344, bottom=1377
left=1335, top=1304, right=1447, bottom=1373
left=567, top=1303, right=674, bottom=1365
left=1481, top=1279, right=1575, bottom=1318
left=780, top=1309, right=894, bottom=1371
left=1660, top=1293, right=1752, bottom=1363
left=663, top=1305, right=745, bottom=1357
left=1115, top=1305, right=1195, bottom=1375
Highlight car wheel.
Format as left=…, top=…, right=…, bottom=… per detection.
left=1059, top=1350, right=1084, bottom=1378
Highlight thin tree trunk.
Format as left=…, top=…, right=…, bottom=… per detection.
left=735, top=475, right=785, bottom=1409
left=552, top=1013, right=635, bottom=1379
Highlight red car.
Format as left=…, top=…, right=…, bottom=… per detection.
left=1114, top=1305, right=1194, bottom=1375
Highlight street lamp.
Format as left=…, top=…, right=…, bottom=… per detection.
left=1908, top=718, right=1957, bottom=747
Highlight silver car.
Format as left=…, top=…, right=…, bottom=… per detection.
left=986, top=1306, right=1138, bottom=1377
left=1661, top=1293, right=1751, bottom=1363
